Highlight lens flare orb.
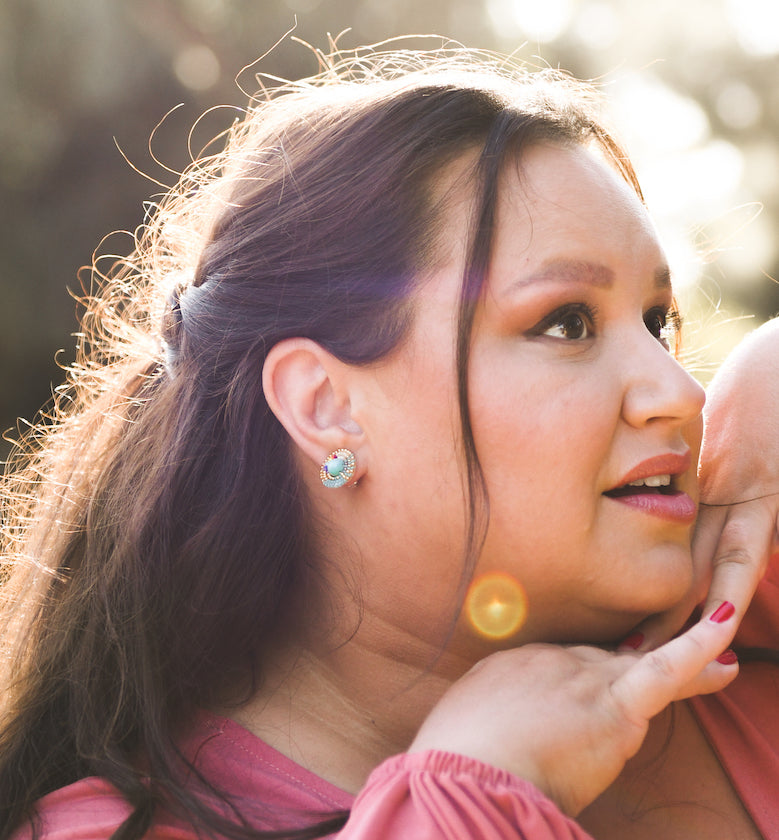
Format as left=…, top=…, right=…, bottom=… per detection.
left=466, top=572, right=528, bottom=640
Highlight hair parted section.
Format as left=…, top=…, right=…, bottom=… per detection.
left=0, top=39, right=639, bottom=840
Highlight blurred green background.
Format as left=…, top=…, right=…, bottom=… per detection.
left=3, top=0, right=779, bottom=460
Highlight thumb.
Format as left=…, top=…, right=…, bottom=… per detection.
left=610, top=602, right=738, bottom=725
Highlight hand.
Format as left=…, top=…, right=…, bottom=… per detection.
left=409, top=608, right=738, bottom=817
left=693, top=317, right=779, bottom=624
left=619, top=318, right=779, bottom=651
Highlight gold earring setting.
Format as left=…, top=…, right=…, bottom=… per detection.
left=320, top=448, right=356, bottom=488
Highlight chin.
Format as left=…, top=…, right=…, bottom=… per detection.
left=555, top=591, right=693, bottom=646
left=504, top=606, right=649, bottom=647
left=613, top=545, right=695, bottom=613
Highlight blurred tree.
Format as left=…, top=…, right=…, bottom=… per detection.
left=1, top=0, right=778, bottom=460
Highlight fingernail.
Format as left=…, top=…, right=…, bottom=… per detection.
left=619, top=632, right=644, bottom=650
left=709, top=601, right=735, bottom=624
left=716, top=649, right=738, bottom=665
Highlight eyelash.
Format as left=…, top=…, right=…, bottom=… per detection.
left=646, top=307, right=683, bottom=350
left=532, top=303, right=682, bottom=349
left=535, top=303, right=597, bottom=341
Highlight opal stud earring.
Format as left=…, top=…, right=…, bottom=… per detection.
left=320, top=448, right=356, bottom=488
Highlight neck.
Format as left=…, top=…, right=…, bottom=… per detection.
left=224, top=617, right=468, bottom=794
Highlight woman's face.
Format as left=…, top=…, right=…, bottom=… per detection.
left=350, top=142, right=705, bottom=648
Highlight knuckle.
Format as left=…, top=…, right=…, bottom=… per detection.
left=646, top=649, right=678, bottom=682
left=720, top=514, right=754, bottom=544
left=712, top=545, right=753, bottom=569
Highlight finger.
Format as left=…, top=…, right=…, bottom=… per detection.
left=690, top=503, right=728, bottom=583
left=673, top=649, right=739, bottom=700
left=695, top=500, right=775, bottom=641
left=610, top=605, right=738, bottom=724
left=621, top=593, right=700, bottom=653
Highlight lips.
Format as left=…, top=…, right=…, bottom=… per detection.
left=603, top=452, right=696, bottom=524
left=609, top=452, right=692, bottom=490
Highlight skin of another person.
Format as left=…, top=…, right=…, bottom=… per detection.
left=248, top=141, right=736, bottom=816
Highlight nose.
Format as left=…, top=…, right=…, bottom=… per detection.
left=621, top=333, right=706, bottom=430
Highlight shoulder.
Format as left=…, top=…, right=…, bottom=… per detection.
left=11, top=778, right=192, bottom=840
left=10, top=778, right=130, bottom=840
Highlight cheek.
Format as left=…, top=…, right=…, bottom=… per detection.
left=368, top=350, right=463, bottom=519
left=472, top=371, right=617, bottom=479
left=470, top=372, right=621, bottom=578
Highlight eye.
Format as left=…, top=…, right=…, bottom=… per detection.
left=645, top=307, right=682, bottom=351
left=538, top=304, right=595, bottom=341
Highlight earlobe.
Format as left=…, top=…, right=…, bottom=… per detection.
left=262, top=338, right=364, bottom=474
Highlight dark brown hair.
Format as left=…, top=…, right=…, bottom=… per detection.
left=0, top=44, right=640, bottom=840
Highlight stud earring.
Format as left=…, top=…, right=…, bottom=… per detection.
left=320, top=448, right=356, bottom=488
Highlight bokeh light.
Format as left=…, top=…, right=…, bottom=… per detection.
left=466, top=573, right=528, bottom=640
left=726, top=0, right=779, bottom=56
left=486, top=0, right=573, bottom=43
left=174, top=45, right=221, bottom=91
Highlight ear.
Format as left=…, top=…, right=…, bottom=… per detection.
left=262, top=338, right=365, bottom=477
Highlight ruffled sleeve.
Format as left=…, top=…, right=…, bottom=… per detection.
left=339, top=750, right=593, bottom=839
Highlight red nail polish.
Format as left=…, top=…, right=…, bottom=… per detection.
left=716, top=649, right=738, bottom=665
left=710, top=601, right=735, bottom=624
left=619, top=632, right=644, bottom=650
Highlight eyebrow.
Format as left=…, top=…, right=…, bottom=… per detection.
left=506, top=259, right=673, bottom=294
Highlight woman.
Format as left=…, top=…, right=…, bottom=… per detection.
left=0, top=45, right=774, bottom=839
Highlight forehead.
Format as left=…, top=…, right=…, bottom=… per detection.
left=494, top=142, right=662, bottom=264
left=414, top=143, right=668, bottom=336
left=428, top=142, right=662, bottom=276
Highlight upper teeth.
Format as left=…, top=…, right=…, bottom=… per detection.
left=628, top=474, right=671, bottom=487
